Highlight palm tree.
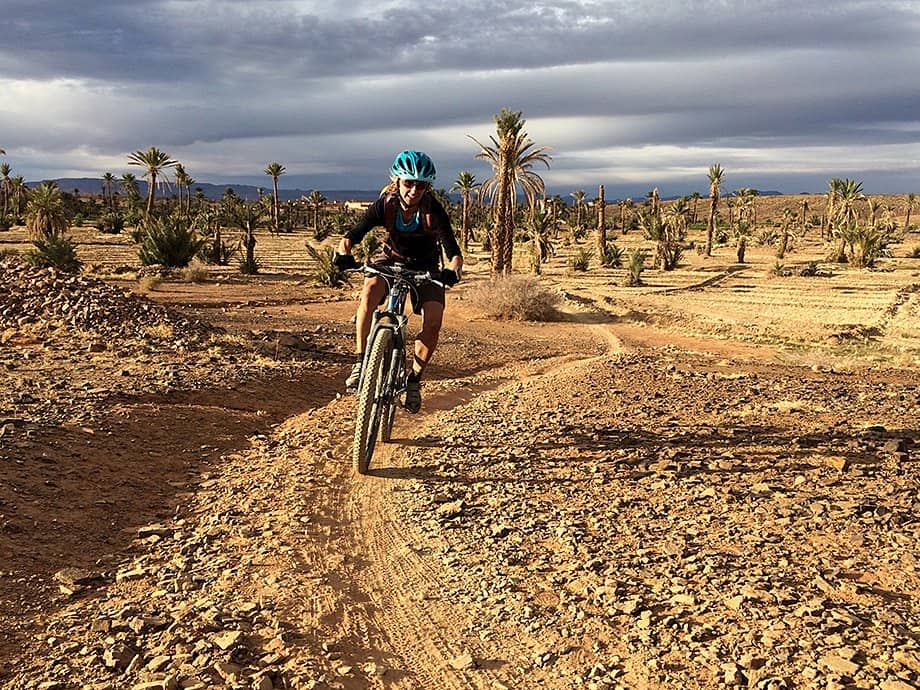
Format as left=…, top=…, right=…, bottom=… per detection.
left=127, top=146, right=178, bottom=221
left=450, top=171, right=479, bottom=251
left=173, top=164, right=194, bottom=218
left=10, top=175, right=26, bottom=218
left=469, top=108, right=552, bottom=274
left=305, top=190, right=327, bottom=232
left=595, top=184, right=606, bottom=259
left=101, top=172, right=117, bottom=208
left=905, top=192, right=916, bottom=231
left=527, top=203, right=554, bottom=274
left=0, top=163, right=11, bottom=217
left=823, top=178, right=844, bottom=240
left=26, top=181, right=70, bottom=240
left=120, top=173, right=141, bottom=213
left=264, top=162, right=285, bottom=233
left=705, top=164, right=724, bottom=256
left=690, top=191, right=701, bottom=224
left=778, top=207, right=797, bottom=259
left=732, top=187, right=756, bottom=263
left=570, top=190, right=587, bottom=230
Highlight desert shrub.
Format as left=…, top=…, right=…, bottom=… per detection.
left=138, top=275, right=162, bottom=291
left=909, top=246, right=920, bottom=259
left=95, top=211, right=125, bottom=234
left=181, top=260, right=209, bottom=283
left=23, top=235, right=82, bottom=273
left=836, top=223, right=891, bottom=268
left=467, top=274, right=560, bottom=321
left=623, top=248, right=647, bottom=287
left=756, top=228, right=779, bottom=246
left=138, top=216, right=205, bottom=268
left=238, top=253, right=261, bottom=275
left=304, top=243, right=348, bottom=287
left=568, top=247, right=593, bottom=272
left=799, top=261, right=819, bottom=277
left=600, top=241, right=624, bottom=268
left=0, top=215, right=14, bottom=231
left=199, top=229, right=238, bottom=266
left=769, top=261, right=792, bottom=277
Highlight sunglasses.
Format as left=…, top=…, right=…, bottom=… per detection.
left=400, top=179, right=429, bottom=189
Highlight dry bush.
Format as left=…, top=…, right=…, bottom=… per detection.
left=181, top=260, right=209, bottom=283
left=138, top=276, right=161, bottom=291
left=467, top=274, right=561, bottom=321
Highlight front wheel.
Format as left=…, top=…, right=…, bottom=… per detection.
left=352, top=328, right=393, bottom=474
left=380, top=340, right=405, bottom=443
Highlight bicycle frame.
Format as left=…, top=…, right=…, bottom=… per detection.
left=349, top=263, right=444, bottom=472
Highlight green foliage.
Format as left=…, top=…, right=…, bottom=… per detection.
left=568, top=246, right=593, bottom=272
left=95, top=211, right=125, bottom=234
left=24, top=234, right=82, bottom=273
left=467, top=274, right=560, bottom=321
left=836, top=222, right=892, bottom=267
left=305, top=243, right=349, bottom=287
left=0, top=214, right=11, bottom=232
left=623, top=248, right=647, bottom=287
left=353, top=230, right=382, bottom=263
left=600, top=241, right=624, bottom=268
left=138, top=215, right=206, bottom=267
left=910, top=246, right=920, bottom=259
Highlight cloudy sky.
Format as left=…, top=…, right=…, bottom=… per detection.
left=2, top=0, right=920, bottom=198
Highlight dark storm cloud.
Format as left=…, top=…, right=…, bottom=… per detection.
left=2, top=1, right=919, bottom=193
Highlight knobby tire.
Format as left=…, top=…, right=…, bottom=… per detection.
left=380, top=348, right=401, bottom=444
left=353, top=328, right=393, bottom=474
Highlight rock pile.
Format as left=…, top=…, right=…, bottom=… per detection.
left=0, top=258, right=215, bottom=347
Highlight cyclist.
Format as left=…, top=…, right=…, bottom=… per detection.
left=334, top=150, right=463, bottom=413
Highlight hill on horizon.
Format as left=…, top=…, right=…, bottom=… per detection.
left=31, top=177, right=795, bottom=204
left=26, top=178, right=382, bottom=203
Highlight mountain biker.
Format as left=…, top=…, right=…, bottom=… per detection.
left=334, top=150, right=463, bottom=413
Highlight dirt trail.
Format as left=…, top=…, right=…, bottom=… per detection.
left=2, top=271, right=919, bottom=690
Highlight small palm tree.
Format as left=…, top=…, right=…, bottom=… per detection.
left=705, top=164, right=724, bottom=256
left=450, top=171, right=479, bottom=251
left=128, top=146, right=178, bottom=221
left=905, top=192, right=916, bottom=231
left=305, top=190, right=327, bottom=233
left=527, top=203, right=554, bottom=274
left=26, top=181, right=70, bottom=241
left=732, top=188, right=756, bottom=263
left=570, top=189, right=587, bottom=230
left=101, top=172, right=117, bottom=208
left=264, top=162, right=286, bottom=233
left=469, top=108, right=552, bottom=274
left=777, top=207, right=798, bottom=259
left=1, top=163, right=14, bottom=217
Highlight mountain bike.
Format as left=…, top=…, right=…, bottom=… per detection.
left=348, top=263, right=446, bottom=474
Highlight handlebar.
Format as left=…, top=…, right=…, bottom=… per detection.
left=346, top=262, right=447, bottom=289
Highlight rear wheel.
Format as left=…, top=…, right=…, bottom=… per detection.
left=352, top=328, right=393, bottom=474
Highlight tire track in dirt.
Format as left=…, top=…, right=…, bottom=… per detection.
left=324, top=322, right=624, bottom=689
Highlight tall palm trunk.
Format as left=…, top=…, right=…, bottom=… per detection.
left=596, top=184, right=606, bottom=260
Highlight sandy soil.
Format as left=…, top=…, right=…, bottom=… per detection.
left=1, top=224, right=919, bottom=690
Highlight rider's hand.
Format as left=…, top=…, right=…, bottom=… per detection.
left=439, top=268, right=460, bottom=287
left=334, top=252, right=359, bottom=271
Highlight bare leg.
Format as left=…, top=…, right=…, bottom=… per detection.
left=354, top=276, right=388, bottom=354
left=413, top=300, right=444, bottom=377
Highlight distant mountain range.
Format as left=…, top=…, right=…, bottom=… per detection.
left=27, top=178, right=381, bottom=202
left=29, top=177, right=787, bottom=203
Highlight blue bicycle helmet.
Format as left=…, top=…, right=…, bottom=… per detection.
left=389, top=150, right=437, bottom=183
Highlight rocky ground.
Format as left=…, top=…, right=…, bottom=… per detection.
left=1, top=253, right=919, bottom=690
